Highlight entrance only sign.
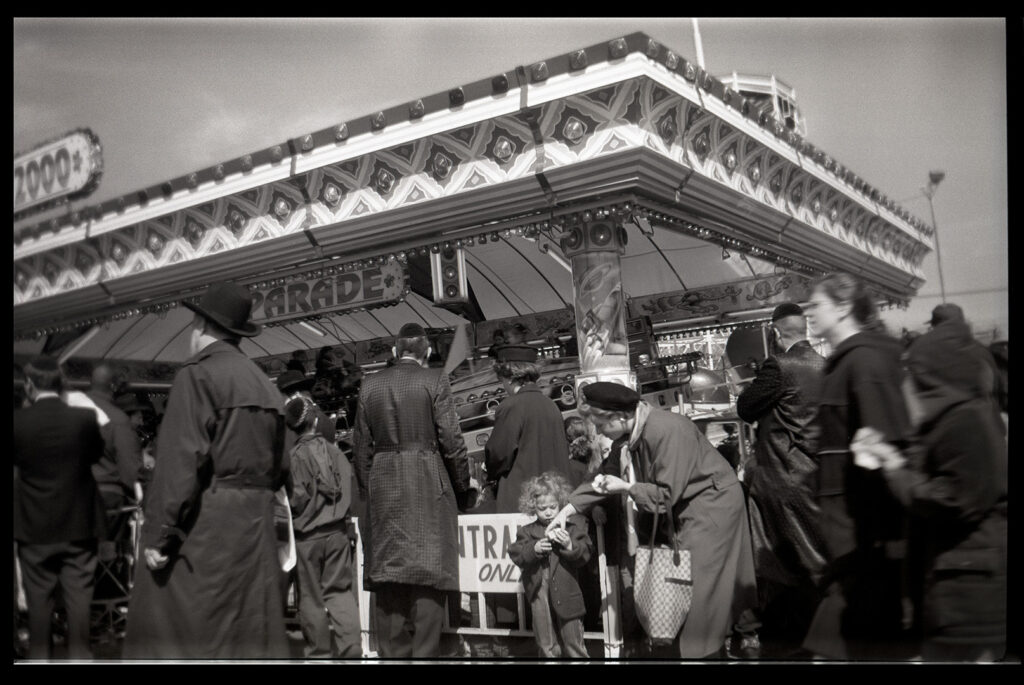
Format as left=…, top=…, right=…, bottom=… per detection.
left=457, top=513, right=531, bottom=593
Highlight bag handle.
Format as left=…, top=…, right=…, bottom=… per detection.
left=644, top=483, right=681, bottom=566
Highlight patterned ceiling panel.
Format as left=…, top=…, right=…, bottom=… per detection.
left=14, top=75, right=929, bottom=325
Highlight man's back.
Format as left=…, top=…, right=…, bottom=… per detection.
left=355, top=360, right=450, bottom=450
left=352, top=357, right=469, bottom=592
left=14, top=398, right=104, bottom=544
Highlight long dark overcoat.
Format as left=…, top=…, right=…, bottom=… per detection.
left=570, top=403, right=758, bottom=658
left=123, top=341, right=289, bottom=659
left=736, top=340, right=829, bottom=597
left=352, top=358, right=471, bottom=591
left=484, top=384, right=570, bottom=513
left=803, top=330, right=913, bottom=659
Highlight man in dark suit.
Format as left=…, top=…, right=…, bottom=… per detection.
left=734, top=302, right=830, bottom=657
left=14, top=356, right=105, bottom=660
left=352, top=322, right=474, bottom=658
left=86, top=363, right=144, bottom=537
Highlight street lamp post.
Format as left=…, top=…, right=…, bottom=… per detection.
left=922, top=170, right=947, bottom=304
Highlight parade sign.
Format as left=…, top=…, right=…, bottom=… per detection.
left=458, top=513, right=531, bottom=593
left=248, top=260, right=406, bottom=325
left=14, top=129, right=103, bottom=216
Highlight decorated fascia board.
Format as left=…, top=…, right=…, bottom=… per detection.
left=14, top=33, right=931, bottom=323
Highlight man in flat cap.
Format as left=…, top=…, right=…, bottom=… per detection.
left=352, top=322, right=473, bottom=658
left=733, top=302, right=829, bottom=657
left=484, top=344, right=571, bottom=514
left=548, top=381, right=757, bottom=659
left=124, top=281, right=289, bottom=659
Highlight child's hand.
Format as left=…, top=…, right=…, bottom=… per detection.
left=534, top=539, right=552, bottom=555
left=549, top=527, right=571, bottom=550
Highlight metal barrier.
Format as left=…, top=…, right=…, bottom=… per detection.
left=353, top=515, right=623, bottom=658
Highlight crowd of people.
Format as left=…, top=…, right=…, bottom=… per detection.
left=12, top=273, right=1008, bottom=662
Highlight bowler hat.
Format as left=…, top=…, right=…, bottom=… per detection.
left=183, top=281, right=261, bottom=337
left=927, top=303, right=965, bottom=327
left=582, top=381, right=640, bottom=412
left=398, top=322, right=427, bottom=338
left=276, top=369, right=315, bottom=394
left=771, top=302, right=804, bottom=322
left=494, top=344, right=538, bottom=363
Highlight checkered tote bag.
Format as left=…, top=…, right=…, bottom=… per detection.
left=633, top=489, right=692, bottom=644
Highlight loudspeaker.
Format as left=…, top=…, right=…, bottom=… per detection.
left=430, top=246, right=469, bottom=305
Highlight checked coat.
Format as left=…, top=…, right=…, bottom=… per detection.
left=352, top=358, right=472, bottom=591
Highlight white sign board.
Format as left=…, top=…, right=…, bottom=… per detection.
left=14, top=129, right=103, bottom=215
left=457, top=513, right=532, bottom=593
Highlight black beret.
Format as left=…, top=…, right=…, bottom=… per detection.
left=398, top=322, right=427, bottom=338
left=770, top=302, right=804, bottom=322
left=582, top=381, right=640, bottom=412
left=276, top=369, right=314, bottom=393
left=494, top=344, right=538, bottom=363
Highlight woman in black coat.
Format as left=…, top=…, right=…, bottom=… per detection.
left=802, top=273, right=915, bottom=660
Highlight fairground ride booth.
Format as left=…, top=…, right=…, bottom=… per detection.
left=13, top=33, right=932, bottom=657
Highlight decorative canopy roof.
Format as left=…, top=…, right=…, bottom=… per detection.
left=14, top=32, right=932, bottom=346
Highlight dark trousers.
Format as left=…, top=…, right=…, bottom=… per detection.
left=373, top=583, right=445, bottom=658
left=17, top=540, right=97, bottom=659
left=295, top=531, right=361, bottom=658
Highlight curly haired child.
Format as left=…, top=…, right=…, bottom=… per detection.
left=508, top=472, right=593, bottom=658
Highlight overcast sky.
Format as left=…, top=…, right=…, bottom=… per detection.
left=13, top=17, right=1009, bottom=339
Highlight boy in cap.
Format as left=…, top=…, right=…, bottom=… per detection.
left=284, top=394, right=362, bottom=658
left=124, top=281, right=289, bottom=659
left=277, top=369, right=335, bottom=445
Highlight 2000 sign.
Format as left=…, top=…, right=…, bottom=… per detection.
left=15, top=148, right=73, bottom=205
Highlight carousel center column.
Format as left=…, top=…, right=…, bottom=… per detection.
left=559, top=212, right=635, bottom=395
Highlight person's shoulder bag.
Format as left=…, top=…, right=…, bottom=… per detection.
left=632, top=486, right=692, bottom=646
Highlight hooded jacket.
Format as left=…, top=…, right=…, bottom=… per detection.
left=882, top=322, right=1007, bottom=650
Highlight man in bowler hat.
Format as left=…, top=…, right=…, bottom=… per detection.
left=352, top=322, right=474, bottom=658
left=124, top=281, right=290, bottom=659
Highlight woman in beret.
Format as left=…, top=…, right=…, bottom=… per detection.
left=547, top=382, right=758, bottom=659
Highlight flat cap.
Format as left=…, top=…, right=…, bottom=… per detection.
left=582, top=381, right=641, bottom=412
left=494, top=344, right=538, bottom=363
left=398, top=322, right=427, bottom=338
left=770, top=302, right=804, bottom=322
